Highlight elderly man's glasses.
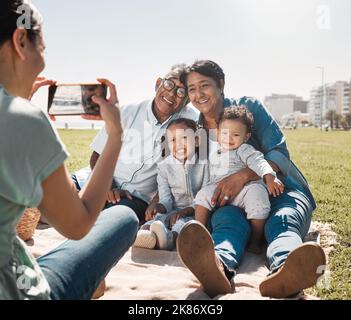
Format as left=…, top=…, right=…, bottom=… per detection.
left=162, top=79, right=187, bottom=99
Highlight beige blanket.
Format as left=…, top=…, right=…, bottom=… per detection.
left=27, top=221, right=335, bottom=300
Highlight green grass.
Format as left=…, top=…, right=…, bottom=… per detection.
left=57, top=128, right=351, bottom=300
left=58, top=129, right=97, bottom=172
left=283, top=129, right=351, bottom=300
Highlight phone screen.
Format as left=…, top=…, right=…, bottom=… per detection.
left=47, top=83, right=107, bottom=116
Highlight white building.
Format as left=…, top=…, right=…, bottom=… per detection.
left=309, top=80, right=351, bottom=125
left=336, top=81, right=351, bottom=116
left=281, top=112, right=310, bottom=128
left=263, top=94, right=308, bottom=123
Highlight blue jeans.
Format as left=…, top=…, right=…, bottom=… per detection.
left=211, top=187, right=314, bottom=274
left=37, top=206, right=138, bottom=300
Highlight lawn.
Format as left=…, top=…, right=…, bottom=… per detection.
left=57, top=128, right=351, bottom=300
left=283, top=129, right=351, bottom=300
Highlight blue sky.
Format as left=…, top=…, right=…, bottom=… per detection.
left=32, top=0, right=351, bottom=111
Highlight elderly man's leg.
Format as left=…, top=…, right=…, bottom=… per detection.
left=260, top=190, right=326, bottom=298
left=37, top=206, right=138, bottom=300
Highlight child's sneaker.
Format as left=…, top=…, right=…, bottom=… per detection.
left=133, top=230, right=157, bottom=249
left=150, top=221, right=174, bottom=251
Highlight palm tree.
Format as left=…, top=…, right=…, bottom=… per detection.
left=345, top=113, right=351, bottom=129
left=326, top=110, right=336, bottom=129
left=335, top=114, right=343, bottom=129
left=340, top=117, right=348, bottom=130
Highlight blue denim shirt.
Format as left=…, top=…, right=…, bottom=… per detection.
left=198, top=97, right=316, bottom=210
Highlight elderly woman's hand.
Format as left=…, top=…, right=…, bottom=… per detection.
left=211, top=169, right=259, bottom=207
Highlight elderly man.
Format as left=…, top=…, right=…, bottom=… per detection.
left=73, top=64, right=198, bottom=223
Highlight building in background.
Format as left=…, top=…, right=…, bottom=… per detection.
left=309, top=79, right=351, bottom=125
left=281, top=112, right=310, bottom=128
left=263, top=94, right=308, bottom=123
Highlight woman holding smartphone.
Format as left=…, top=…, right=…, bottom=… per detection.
left=0, top=0, right=138, bottom=300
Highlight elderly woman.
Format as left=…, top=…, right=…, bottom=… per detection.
left=0, top=0, right=138, bottom=299
left=177, top=60, right=326, bottom=298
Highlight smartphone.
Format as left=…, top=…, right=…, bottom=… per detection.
left=47, top=83, right=107, bottom=116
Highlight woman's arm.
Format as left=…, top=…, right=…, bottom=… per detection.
left=38, top=79, right=123, bottom=240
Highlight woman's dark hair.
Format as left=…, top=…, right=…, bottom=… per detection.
left=0, top=0, right=42, bottom=47
left=180, top=60, right=225, bottom=89
left=219, top=106, right=254, bottom=133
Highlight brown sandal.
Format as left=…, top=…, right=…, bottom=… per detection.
left=176, top=221, right=233, bottom=298
left=259, top=242, right=326, bottom=298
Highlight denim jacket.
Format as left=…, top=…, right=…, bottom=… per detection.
left=198, top=97, right=316, bottom=209
left=157, top=154, right=209, bottom=213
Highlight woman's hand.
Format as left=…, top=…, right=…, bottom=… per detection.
left=29, top=76, right=55, bottom=100
left=29, top=76, right=56, bottom=121
left=211, top=169, right=258, bottom=207
left=81, top=78, right=122, bottom=136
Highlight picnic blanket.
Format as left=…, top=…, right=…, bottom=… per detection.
left=27, top=221, right=336, bottom=300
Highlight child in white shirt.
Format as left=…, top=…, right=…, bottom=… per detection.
left=134, top=118, right=208, bottom=250
left=195, top=106, right=284, bottom=253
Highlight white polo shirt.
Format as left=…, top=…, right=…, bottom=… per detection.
left=91, top=99, right=199, bottom=203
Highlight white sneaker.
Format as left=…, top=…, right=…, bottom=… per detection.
left=150, top=221, right=174, bottom=251
left=133, top=230, right=157, bottom=249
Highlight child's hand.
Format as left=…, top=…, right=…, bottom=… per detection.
left=145, top=203, right=157, bottom=221
left=169, top=207, right=194, bottom=228
left=145, top=203, right=166, bottom=221
left=264, top=174, right=285, bottom=197
left=169, top=212, right=181, bottom=228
